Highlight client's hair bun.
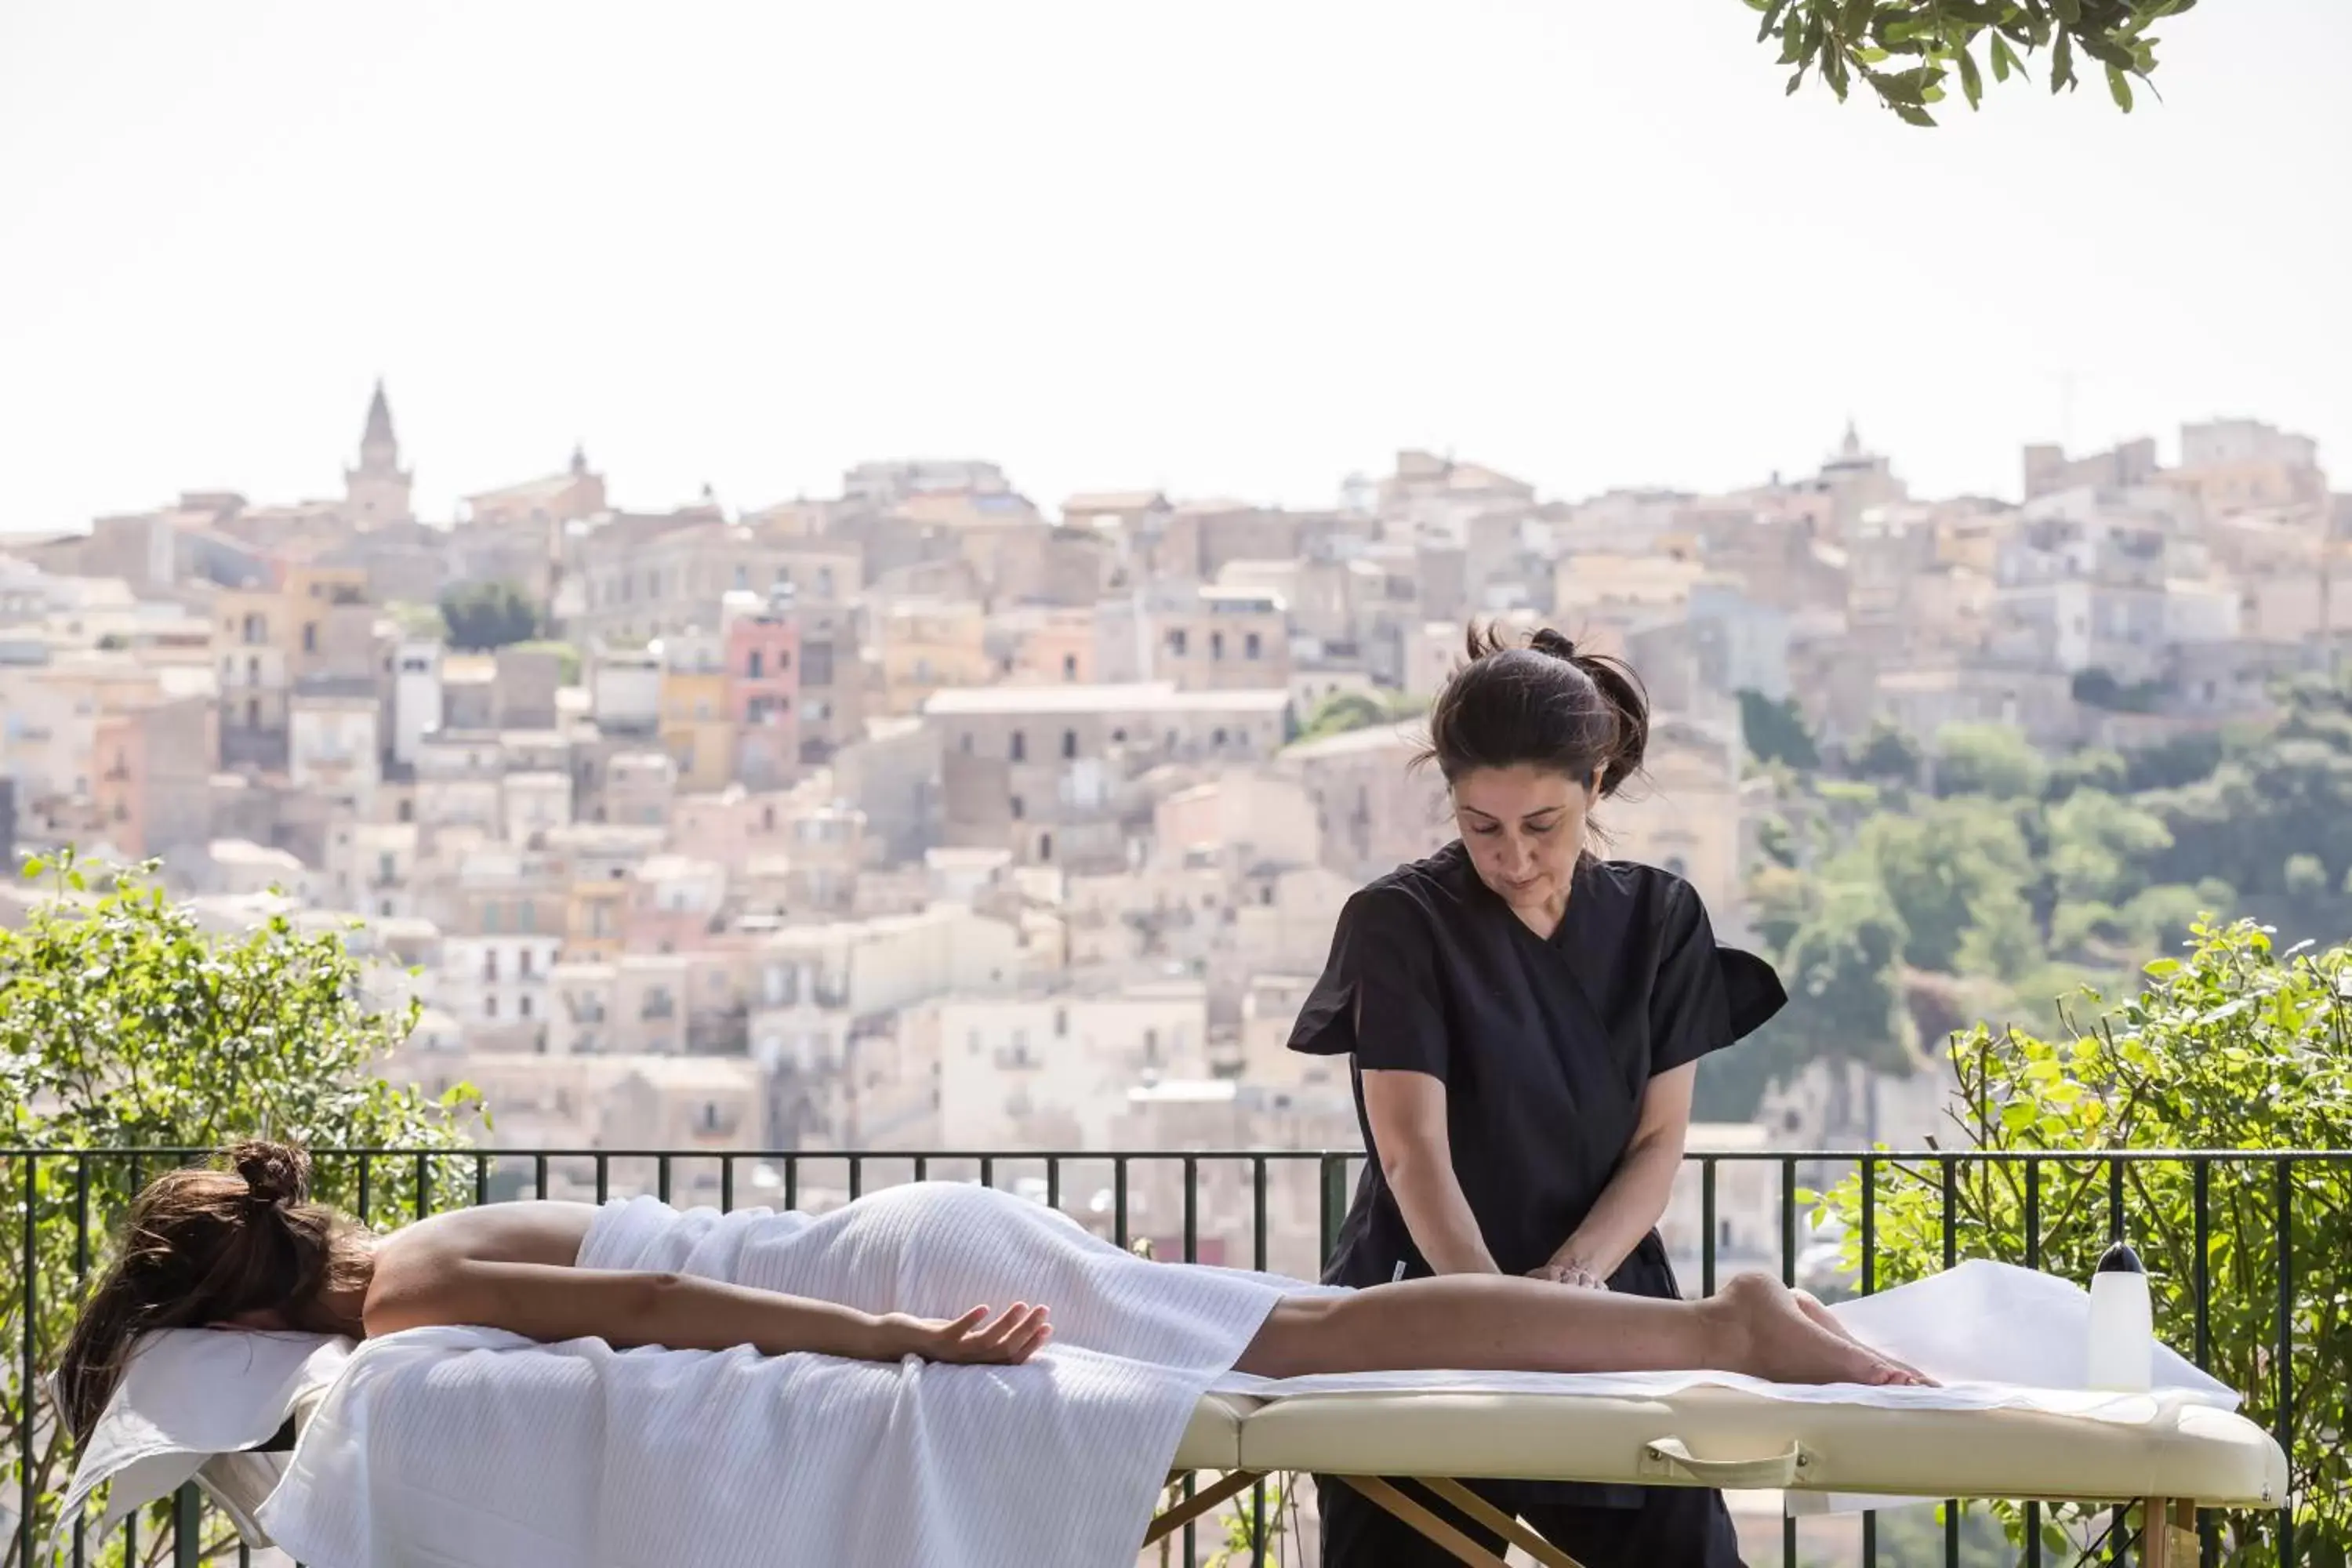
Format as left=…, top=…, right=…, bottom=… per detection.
left=230, top=1140, right=313, bottom=1207
left=1527, top=628, right=1579, bottom=662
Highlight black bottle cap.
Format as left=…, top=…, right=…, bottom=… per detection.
left=2096, top=1240, right=2146, bottom=1275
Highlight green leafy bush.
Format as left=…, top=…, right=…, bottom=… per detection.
left=1822, top=919, right=2352, bottom=1566
left=2, top=854, right=478, bottom=1566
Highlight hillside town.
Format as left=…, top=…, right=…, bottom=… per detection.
left=1, top=387, right=2343, bottom=1277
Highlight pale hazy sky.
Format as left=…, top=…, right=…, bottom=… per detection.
left=1, top=2, right=2345, bottom=532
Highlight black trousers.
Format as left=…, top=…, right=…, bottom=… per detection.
left=1316, top=1472, right=1746, bottom=1568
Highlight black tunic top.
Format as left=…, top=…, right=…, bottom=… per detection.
left=1289, top=840, right=1787, bottom=1289
left=1288, top=842, right=1787, bottom=1512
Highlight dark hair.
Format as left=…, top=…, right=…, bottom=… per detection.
left=1417, top=622, right=1650, bottom=796
left=53, top=1141, right=368, bottom=1448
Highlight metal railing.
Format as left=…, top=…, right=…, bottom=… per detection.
left=5, top=1146, right=2342, bottom=1567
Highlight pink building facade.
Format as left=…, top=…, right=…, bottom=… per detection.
left=725, top=613, right=801, bottom=789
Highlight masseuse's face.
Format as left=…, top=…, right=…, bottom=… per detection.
left=1452, top=764, right=1598, bottom=918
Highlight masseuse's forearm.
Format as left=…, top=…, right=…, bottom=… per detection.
left=1555, top=1133, right=1682, bottom=1279
left=1385, top=1153, right=1501, bottom=1275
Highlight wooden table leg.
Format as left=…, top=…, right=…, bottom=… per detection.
left=1419, top=1477, right=1587, bottom=1568
left=1334, top=1476, right=1513, bottom=1567
left=1140, top=1471, right=1262, bottom=1548
left=2142, top=1498, right=2171, bottom=1568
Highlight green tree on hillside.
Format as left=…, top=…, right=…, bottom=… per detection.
left=437, top=579, right=542, bottom=652
left=1931, top=722, right=2049, bottom=801
left=1295, top=688, right=1425, bottom=744
left=1738, top=689, right=1821, bottom=770
left=1852, top=720, right=1923, bottom=786
left=1856, top=800, right=2036, bottom=972
left=2, top=855, right=478, bottom=1566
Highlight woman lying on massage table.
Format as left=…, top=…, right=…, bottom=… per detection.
left=55, top=1140, right=1928, bottom=1448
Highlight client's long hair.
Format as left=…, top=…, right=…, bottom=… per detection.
left=53, top=1141, right=370, bottom=1447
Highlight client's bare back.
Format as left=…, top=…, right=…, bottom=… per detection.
left=365, top=1200, right=602, bottom=1318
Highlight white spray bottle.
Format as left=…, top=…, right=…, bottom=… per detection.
left=2085, top=1236, right=2154, bottom=1393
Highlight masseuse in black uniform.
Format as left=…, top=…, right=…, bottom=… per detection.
left=1290, top=625, right=1788, bottom=1568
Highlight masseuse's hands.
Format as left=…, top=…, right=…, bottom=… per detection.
left=879, top=1304, right=1054, bottom=1365
left=1527, top=1259, right=1607, bottom=1290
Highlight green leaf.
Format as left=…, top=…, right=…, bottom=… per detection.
left=1956, top=44, right=1984, bottom=107
left=2105, top=62, right=2133, bottom=109
left=1839, top=0, right=1875, bottom=37
left=21, top=856, right=44, bottom=879
left=1757, top=0, right=1792, bottom=44
left=1989, top=31, right=2023, bottom=81
left=2051, top=27, right=2075, bottom=90
left=2052, top=0, right=2081, bottom=21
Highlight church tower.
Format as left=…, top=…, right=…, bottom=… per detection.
left=343, top=379, right=415, bottom=524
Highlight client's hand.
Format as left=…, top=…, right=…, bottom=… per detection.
left=880, top=1304, right=1054, bottom=1365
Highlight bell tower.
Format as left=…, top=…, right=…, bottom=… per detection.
left=343, top=379, right=415, bottom=524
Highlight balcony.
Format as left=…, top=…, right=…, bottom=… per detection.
left=4, top=1144, right=2339, bottom=1567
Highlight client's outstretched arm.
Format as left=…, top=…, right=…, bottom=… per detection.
left=366, top=1258, right=1051, bottom=1366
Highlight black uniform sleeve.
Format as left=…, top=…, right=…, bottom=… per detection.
left=1649, top=879, right=1788, bottom=1076
left=1285, top=886, right=1450, bottom=1079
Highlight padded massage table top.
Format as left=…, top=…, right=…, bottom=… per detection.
left=1167, top=1385, right=2288, bottom=1509
left=212, top=1377, right=2287, bottom=1537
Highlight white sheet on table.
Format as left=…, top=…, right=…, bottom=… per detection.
left=256, top=1185, right=1308, bottom=1568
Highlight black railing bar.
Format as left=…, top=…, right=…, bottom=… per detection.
left=2274, top=1157, right=2295, bottom=1565
left=8, top=1143, right=2350, bottom=1169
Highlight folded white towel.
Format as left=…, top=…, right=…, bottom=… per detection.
left=257, top=1181, right=1312, bottom=1568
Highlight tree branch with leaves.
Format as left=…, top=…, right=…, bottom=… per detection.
left=1752, top=0, right=2194, bottom=125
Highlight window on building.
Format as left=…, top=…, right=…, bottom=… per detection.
left=483, top=951, right=499, bottom=982
left=802, top=641, right=833, bottom=685
left=519, top=949, right=535, bottom=978
left=1212, top=727, right=1228, bottom=747
left=1244, top=631, right=1261, bottom=659
left=485, top=995, right=499, bottom=1019
left=1038, top=831, right=1053, bottom=862
left=245, top=699, right=260, bottom=729
left=1010, top=796, right=1025, bottom=820
left=1010, top=730, right=1027, bottom=762
left=1062, top=653, right=1077, bottom=680
left=748, top=649, right=764, bottom=680
left=1061, top=729, right=1077, bottom=760
left=1054, top=1007, right=1069, bottom=1037
left=519, top=994, right=534, bottom=1020
left=1167, top=628, right=1188, bottom=656
left=1210, top=631, right=1225, bottom=660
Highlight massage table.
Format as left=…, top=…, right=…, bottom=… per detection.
left=190, top=1377, right=2288, bottom=1568
left=1142, top=1383, right=2288, bottom=1568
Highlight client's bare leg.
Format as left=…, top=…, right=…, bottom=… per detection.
left=1236, top=1272, right=1929, bottom=1387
